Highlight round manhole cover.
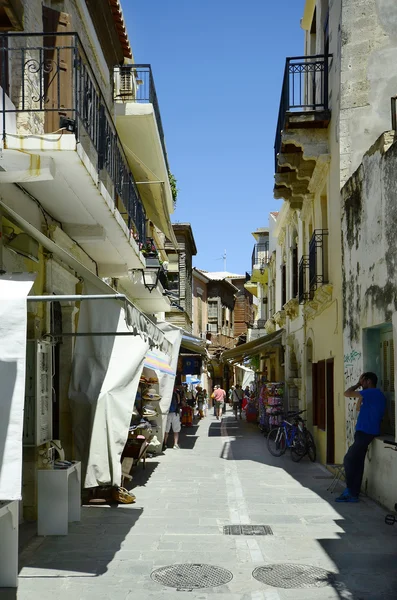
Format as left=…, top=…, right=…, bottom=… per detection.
left=253, top=564, right=335, bottom=589
left=151, top=563, right=233, bottom=590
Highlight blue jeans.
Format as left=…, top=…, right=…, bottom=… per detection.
left=344, top=430, right=375, bottom=496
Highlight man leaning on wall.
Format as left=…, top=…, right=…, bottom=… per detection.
left=337, top=373, right=386, bottom=503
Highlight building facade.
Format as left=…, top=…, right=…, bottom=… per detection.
left=271, top=0, right=397, bottom=468
left=0, top=0, right=181, bottom=567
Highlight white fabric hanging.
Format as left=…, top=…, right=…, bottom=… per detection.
left=0, top=273, right=35, bottom=500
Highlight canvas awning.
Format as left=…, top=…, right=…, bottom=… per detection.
left=180, top=332, right=208, bottom=356
left=221, top=330, right=284, bottom=363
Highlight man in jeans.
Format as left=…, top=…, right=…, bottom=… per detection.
left=232, top=384, right=244, bottom=420
left=337, top=372, right=386, bottom=503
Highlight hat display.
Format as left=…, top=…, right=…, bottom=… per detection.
left=143, top=387, right=161, bottom=400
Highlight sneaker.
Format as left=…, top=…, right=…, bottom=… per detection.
left=173, top=444, right=180, bottom=449
left=335, top=492, right=359, bottom=503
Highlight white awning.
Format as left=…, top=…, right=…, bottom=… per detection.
left=0, top=273, right=35, bottom=500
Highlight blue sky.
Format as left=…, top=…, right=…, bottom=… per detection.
left=124, top=1, right=305, bottom=274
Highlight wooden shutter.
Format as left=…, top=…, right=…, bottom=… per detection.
left=0, top=36, right=9, bottom=95
left=312, top=362, right=318, bottom=426
left=317, top=360, right=326, bottom=430
left=43, top=7, right=73, bottom=134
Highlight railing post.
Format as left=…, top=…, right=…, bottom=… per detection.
left=285, top=59, right=290, bottom=111
left=323, top=53, right=329, bottom=111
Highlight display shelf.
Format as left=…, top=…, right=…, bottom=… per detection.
left=38, top=461, right=81, bottom=536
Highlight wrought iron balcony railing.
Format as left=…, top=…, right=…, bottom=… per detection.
left=274, top=54, right=329, bottom=170
left=114, top=64, right=169, bottom=173
left=0, top=32, right=146, bottom=244
left=309, top=229, right=329, bottom=292
left=251, top=242, right=270, bottom=271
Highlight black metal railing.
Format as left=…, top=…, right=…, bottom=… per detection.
left=309, top=230, right=329, bottom=292
left=274, top=54, right=329, bottom=170
left=114, top=64, right=169, bottom=173
left=298, top=255, right=310, bottom=304
left=0, top=32, right=146, bottom=244
left=251, top=242, right=270, bottom=271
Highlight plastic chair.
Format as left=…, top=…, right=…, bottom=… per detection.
left=326, top=464, right=345, bottom=492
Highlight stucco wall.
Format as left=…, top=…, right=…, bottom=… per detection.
left=342, top=132, right=397, bottom=510
left=340, top=0, right=397, bottom=184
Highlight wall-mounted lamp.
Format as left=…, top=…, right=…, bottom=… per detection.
left=141, top=257, right=162, bottom=293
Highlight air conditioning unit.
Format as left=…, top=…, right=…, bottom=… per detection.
left=114, top=66, right=137, bottom=101
left=23, top=340, right=53, bottom=447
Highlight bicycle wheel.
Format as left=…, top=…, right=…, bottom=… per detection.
left=267, top=427, right=287, bottom=457
left=305, top=431, right=317, bottom=462
left=291, top=430, right=307, bottom=462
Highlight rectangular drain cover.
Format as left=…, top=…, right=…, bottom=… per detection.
left=223, top=525, right=273, bottom=536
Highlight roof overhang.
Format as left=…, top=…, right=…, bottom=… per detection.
left=221, top=329, right=284, bottom=363
left=301, top=0, right=316, bottom=31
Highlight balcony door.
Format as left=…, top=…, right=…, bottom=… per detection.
left=43, top=6, right=73, bottom=134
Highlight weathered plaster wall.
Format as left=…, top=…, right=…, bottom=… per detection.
left=342, top=132, right=397, bottom=510
left=340, top=0, right=397, bottom=185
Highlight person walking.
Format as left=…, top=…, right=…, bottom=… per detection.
left=213, top=385, right=226, bottom=420
left=196, top=386, right=205, bottom=419
left=164, top=386, right=182, bottom=449
left=232, top=384, right=244, bottom=420
left=336, top=372, right=386, bottom=503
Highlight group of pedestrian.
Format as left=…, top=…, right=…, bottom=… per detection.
left=210, top=383, right=251, bottom=421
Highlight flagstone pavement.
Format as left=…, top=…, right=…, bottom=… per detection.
left=6, top=408, right=397, bottom=600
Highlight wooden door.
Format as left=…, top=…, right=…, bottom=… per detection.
left=316, top=360, right=326, bottom=430
left=380, top=330, right=395, bottom=436
left=43, top=7, right=73, bottom=133
left=326, top=359, right=335, bottom=464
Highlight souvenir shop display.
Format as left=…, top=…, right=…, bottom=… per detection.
left=258, top=382, right=285, bottom=433
left=245, top=390, right=259, bottom=423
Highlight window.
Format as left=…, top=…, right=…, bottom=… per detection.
left=292, top=247, right=298, bottom=298
left=208, top=301, right=218, bottom=320
left=281, top=264, right=286, bottom=307
left=167, top=272, right=179, bottom=295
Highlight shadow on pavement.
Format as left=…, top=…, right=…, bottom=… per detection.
left=218, top=415, right=397, bottom=600
left=17, top=505, right=143, bottom=579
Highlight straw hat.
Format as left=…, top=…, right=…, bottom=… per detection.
left=143, top=387, right=161, bottom=400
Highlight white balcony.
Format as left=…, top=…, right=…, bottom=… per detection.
left=0, top=33, right=148, bottom=278
left=114, top=65, right=176, bottom=245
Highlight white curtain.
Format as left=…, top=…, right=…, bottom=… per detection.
left=0, top=274, right=35, bottom=500
left=69, top=285, right=149, bottom=489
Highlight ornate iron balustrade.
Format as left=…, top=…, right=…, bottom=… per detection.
left=0, top=32, right=146, bottom=244
left=309, top=229, right=329, bottom=293
left=114, top=64, right=169, bottom=173
left=251, top=242, right=270, bottom=271
left=274, top=54, right=329, bottom=170
left=298, top=255, right=310, bottom=304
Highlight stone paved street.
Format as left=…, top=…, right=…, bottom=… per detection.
left=10, top=410, right=397, bottom=600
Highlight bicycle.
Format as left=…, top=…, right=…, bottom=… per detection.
left=267, top=410, right=307, bottom=462
left=294, top=413, right=317, bottom=462
left=383, top=439, right=397, bottom=525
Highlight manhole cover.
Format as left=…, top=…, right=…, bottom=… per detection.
left=223, top=525, right=273, bottom=535
left=252, top=564, right=335, bottom=588
left=151, top=564, right=233, bottom=590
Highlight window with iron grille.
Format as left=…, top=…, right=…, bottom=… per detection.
left=309, top=230, right=329, bottom=294
left=298, top=256, right=309, bottom=304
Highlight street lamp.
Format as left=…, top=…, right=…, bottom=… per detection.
left=141, top=257, right=162, bottom=293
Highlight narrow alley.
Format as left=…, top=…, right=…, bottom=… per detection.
left=13, top=410, right=397, bottom=600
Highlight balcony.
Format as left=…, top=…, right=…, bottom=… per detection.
left=0, top=32, right=147, bottom=273
left=113, top=65, right=175, bottom=244
left=274, top=55, right=331, bottom=207
left=250, top=242, right=269, bottom=284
